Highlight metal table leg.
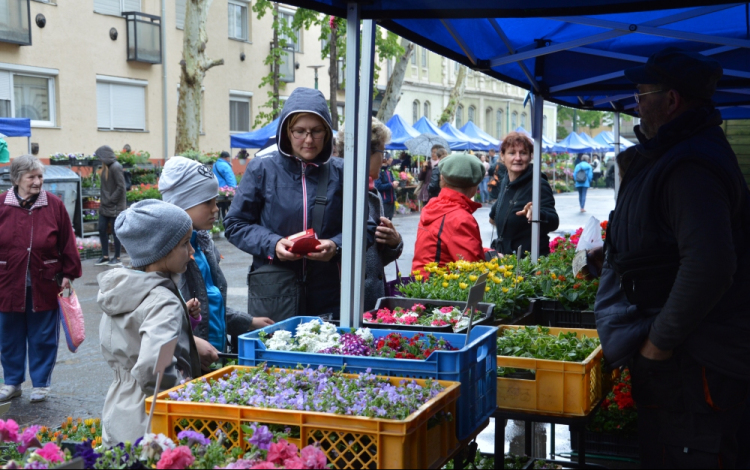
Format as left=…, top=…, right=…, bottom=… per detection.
left=495, top=418, right=507, bottom=469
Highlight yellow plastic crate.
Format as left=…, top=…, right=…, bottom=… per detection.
left=496, top=326, right=603, bottom=416
left=146, top=366, right=461, bottom=469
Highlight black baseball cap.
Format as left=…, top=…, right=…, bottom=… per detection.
left=625, top=47, right=723, bottom=99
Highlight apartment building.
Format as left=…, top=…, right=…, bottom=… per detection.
left=0, top=0, right=329, bottom=159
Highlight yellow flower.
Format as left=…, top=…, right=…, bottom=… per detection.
left=517, top=276, right=525, bottom=282
left=85, top=419, right=94, bottom=427
left=413, top=270, right=421, bottom=276
left=442, top=282, right=449, bottom=288
left=485, top=286, right=491, bottom=292
left=506, top=265, right=514, bottom=271
left=498, top=265, right=506, bottom=273
left=459, top=283, right=468, bottom=290
left=502, top=287, right=510, bottom=293
left=415, top=275, right=423, bottom=282
left=469, top=275, right=478, bottom=282
left=504, top=271, right=512, bottom=278
left=551, top=272, right=557, bottom=280
left=443, top=274, right=450, bottom=280
left=451, top=273, right=460, bottom=280
left=492, top=277, right=501, bottom=284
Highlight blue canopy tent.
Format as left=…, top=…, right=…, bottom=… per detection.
left=0, top=118, right=32, bottom=156
left=230, top=118, right=279, bottom=149
left=384, top=114, right=421, bottom=150
left=578, top=132, right=608, bottom=152
left=440, top=122, right=491, bottom=151
left=460, top=121, right=500, bottom=149
left=552, top=132, right=599, bottom=154
left=412, top=117, right=469, bottom=150
left=594, top=130, right=635, bottom=150
left=515, top=126, right=556, bottom=152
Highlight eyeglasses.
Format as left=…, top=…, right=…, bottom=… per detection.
left=634, top=89, right=666, bottom=104
left=291, top=128, right=327, bottom=140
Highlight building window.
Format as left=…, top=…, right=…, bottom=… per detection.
left=0, top=0, right=31, bottom=45
left=175, top=0, right=186, bottom=29
left=423, top=101, right=430, bottom=120
left=228, top=0, right=249, bottom=41
left=96, top=77, right=147, bottom=131
left=411, top=48, right=417, bottom=65
left=0, top=68, right=56, bottom=127
left=421, top=47, right=427, bottom=68
left=230, top=93, right=251, bottom=133
left=456, top=104, right=464, bottom=129
left=543, top=115, right=548, bottom=137
left=511, top=111, right=518, bottom=130
left=279, top=48, right=295, bottom=83
left=485, top=107, right=493, bottom=133
left=278, top=9, right=300, bottom=52
left=95, top=0, right=141, bottom=17
left=468, top=105, right=475, bottom=124
left=521, top=112, right=527, bottom=129
left=124, top=12, right=162, bottom=64
left=496, top=110, right=503, bottom=138
left=412, top=100, right=420, bottom=125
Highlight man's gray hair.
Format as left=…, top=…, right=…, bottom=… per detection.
left=582, top=155, right=591, bottom=162
left=10, top=155, right=45, bottom=185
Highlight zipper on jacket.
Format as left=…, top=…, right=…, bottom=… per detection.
left=24, top=210, right=34, bottom=312
left=301, top=162, right=309, bottom=273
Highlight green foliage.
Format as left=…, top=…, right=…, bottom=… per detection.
left=180, top=149, right=219, bottom=165
left=497, top=326, right=600, bottom=362
left=126, top=185, right=162, bottom=203
left=115, top=150, right=150, bottom=166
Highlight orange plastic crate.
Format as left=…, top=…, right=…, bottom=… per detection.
left=146, top=366, right=461, bottom=469
left=496, top=326, right=603, bottom=416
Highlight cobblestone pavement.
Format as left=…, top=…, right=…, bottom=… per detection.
left=1, top=189, right=614, bottom=429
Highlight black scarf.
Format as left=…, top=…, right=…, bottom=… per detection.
left=13, top=186, right=39, bottom=209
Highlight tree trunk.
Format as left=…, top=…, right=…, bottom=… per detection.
left=175, top=0, right=224, bottom=155
left=376, top=39, right=414, bottom=123
left=272, top=3, right=281, bottom=119
left=438, top=65, right=467, bottom=126
left=329, top=25, right=339, bottom=130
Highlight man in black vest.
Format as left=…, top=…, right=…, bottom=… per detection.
left=594, top=48, right=750, bottom=468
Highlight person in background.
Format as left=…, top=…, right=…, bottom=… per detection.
left=213, top=151, right=237, bottom=222
left=0, top=155, right=82, bottom=403
left=479, top=154, right=491, bottom=204
left=592, top=155, right=603, bottom=187
left=487, top=149, right=509, bottom=201
left=0, top=134, right=9, bottom=164
left=412, top=153, right=485, bottom=275
left=488, top=148, right=498, bottom=168
left=595, top=47, right=750, bottom=469
left=573, top=155, right=594, bottom=212
left=97, top=200, right=202, bottom=447
left=375, top=153, right=398, bottom=220
left=417, top=146, right=441, bottom=205
left=489, top=132, right=559, bottom=257
left=427, top=147, right=450, bottom=200
left=399, top=151, right=413, bottom=173
left=95, top=145, right=127, bottom=266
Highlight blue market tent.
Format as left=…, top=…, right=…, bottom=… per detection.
left=552, top=132, right=599, bottom=154
left=594, top=130, right=635, bottom=150
left=578, top=132, right=608, bottom=152
left=385, top=115, right=421, bottom=150
left=440, top=122, right=491, bottom=151
left=460, top=121, right=500, bottom=148
left=514, top=126, right=556, bottom=152
left=412, top=117, right=468, bottom=150
left=230, top=118, right=279, bottom=149
left=0, top=118, right=31, bottom=138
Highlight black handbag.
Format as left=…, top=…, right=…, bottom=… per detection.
left=247, top=163, right=330, bottom=322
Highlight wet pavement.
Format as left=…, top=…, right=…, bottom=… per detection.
left=0, top=188, right=624, bottom=464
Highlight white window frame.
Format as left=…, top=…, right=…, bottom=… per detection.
left=228, top=0, right=249, bottom=42
left=423, top=101, right=430, bottom=120
left=412, top=100, right=420, bottom=125
left=0, top=63, right=58, bottom=128
left=421, top=48, right=427, bottom=69
left=229, top=90, right=253, bottom=134
left=468, top=105, right=476, bottom=124
left=278, top=8, right=300, bottom=52
left=456, top=104, right=464, bottom=129
left=97, top=75, right=148, bottom=132
left=95, top=0, right=142, bottom=17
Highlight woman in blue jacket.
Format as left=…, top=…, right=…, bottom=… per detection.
left=573, top=155, right=594, bottom=212
left=224, top=88, right=344, bottom=319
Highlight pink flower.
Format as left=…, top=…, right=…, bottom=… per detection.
left=0, top=419, right=19, bottom=443
left=36, top=443, right=64, bottom=463
left=18, top=425, right=41, bottom=453
left=300, top=446, right=327, bottom=469
left=439, top=307, right=454, bottom=314
left=219, top=459, right=256, bottom=469
left=250, top=463, right=277, bottom=470
left=156, top=446, right=195, bottom=469
left=282, top=456, right=305, bottom=468
left=363, top=312, right=373, bottom=322
left=267, top=440, right=298, bottom=465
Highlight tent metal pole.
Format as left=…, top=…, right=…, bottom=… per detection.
left=531, top=93, right=544, bottom=263
left=27, top=136, right=30, bottom=154
left=161, top=0, right=168, bottom=161
left=614, top=112, right=621, bottom=199
left=340, top=3, right=362, bottom=329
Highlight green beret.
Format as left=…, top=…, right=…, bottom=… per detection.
left=440, top=153, right=485, bottom=188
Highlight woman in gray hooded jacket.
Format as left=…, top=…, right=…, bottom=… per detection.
left=95, top=145, right=127, bottom=266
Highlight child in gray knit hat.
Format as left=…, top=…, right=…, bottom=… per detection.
left=159, top=156, right=274, bottom=354
left=96, top=199, right=203, bottom=447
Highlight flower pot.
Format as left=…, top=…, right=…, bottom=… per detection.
left=238, top=158, right=247, bottom=165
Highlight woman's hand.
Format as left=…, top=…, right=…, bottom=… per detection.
left=194, top=337, right=219, bottom=371
left=276, top=238, right=302, bottom=262
left=516, top=202, right=533, bottom=223
left=252, top=317, right=275, bottom=329
left=60, top=277, right=72, bottom=290
left=186, top=298, right=201, bottom=320
left=376, top=217, right=401, bottom=248
left=489, top=218, right=495, bottom=226
left=306, top=239, right=338, bottom=262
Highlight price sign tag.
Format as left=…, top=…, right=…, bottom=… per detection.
left=474, top=272, right=489, bottom=286
left=463, top=282, right=486, bottom=347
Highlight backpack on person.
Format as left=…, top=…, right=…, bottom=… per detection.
left=576, top=168, right=588, bottom=183
left=123, top=171, right=133, bottom=191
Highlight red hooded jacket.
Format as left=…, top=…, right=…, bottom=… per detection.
left=0, top=190, right=82, bottom=313
left=412, top=188, right=484, bottom=275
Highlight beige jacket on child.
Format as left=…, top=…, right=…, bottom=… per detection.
left=98, top=268, right=201, bottom=447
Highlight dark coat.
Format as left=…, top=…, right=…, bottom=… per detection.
left=374, top=167, right=396, bottom=204
left=428, top=163, right=442, bottom=199
left=364, top=190, right=403, bottom=311
left=595, top=108, right=750, bottom=378
left=417, top=163, right=434, bottom=202
left=0, top=190, right=82, bottom=312
left=224, top=88, right=345, bottom=317
left=489, top=166, right=559, bottom=257
left=96, top=146, right=127, bottom=218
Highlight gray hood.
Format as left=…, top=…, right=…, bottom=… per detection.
left=95, top=145, right=117, bottom=166
left=276, top=87, right=334, bottom=165
left=97, top=269, right=175, bottom=316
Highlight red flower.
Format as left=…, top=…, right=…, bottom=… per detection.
left=600, top=220, right=609, bottom=230
left=267, top=439, right=299, bottom=465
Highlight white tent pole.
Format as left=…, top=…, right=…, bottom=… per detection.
left=531, top=93, right=544, bottom=263
left=614, top=111, right=621, bottom=199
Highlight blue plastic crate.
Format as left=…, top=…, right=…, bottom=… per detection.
left=239, top=316, right=497, bottom=441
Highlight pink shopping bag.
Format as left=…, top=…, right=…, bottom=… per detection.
left=58, top=289, right=85, bottom=353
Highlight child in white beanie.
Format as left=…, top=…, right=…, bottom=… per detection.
left=97, top=199, right=202, bottom=447
left=159, top=156, right=273, bottom=353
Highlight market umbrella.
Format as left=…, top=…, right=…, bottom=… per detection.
left=405, top=133, right=450, bottom=157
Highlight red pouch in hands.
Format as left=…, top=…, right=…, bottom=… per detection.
left=287, top=229, right=320, bottom=255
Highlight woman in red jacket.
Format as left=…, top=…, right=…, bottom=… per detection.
left=412, top=153, right=486, bottom=276
left=0, top=155, right=82, bottom=403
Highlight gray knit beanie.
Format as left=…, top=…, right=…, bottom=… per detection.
left=115, top=199, right=193, bottom=268
left=158, top=156, right=219, bottom=211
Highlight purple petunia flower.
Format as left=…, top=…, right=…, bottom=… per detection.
left=248, top=425, right=273, bottom=451
left=177, top=430, right=210, bottom=447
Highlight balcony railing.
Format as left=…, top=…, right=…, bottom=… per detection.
left=0, top=0, right=31, bottom=46
left=123, top=11, right=161, bottom=64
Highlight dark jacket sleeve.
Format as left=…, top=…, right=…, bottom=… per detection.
left=648, top=163, right=737, bottom=351
left=224, top=162, right=284, bottom=261
left=57, top=200, right=82, bottom=280
left=489, top=198, right=497, bottom=222
left=374, top=170, right=392, bottom=193
left=539, top=180, right=560, bottom=234
left=428, top=165, right=441, bottom=198
left=110, top=164, right=126, bottom=210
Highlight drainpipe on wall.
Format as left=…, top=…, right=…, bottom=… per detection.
left=161, top=0, right=168, bottom=161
